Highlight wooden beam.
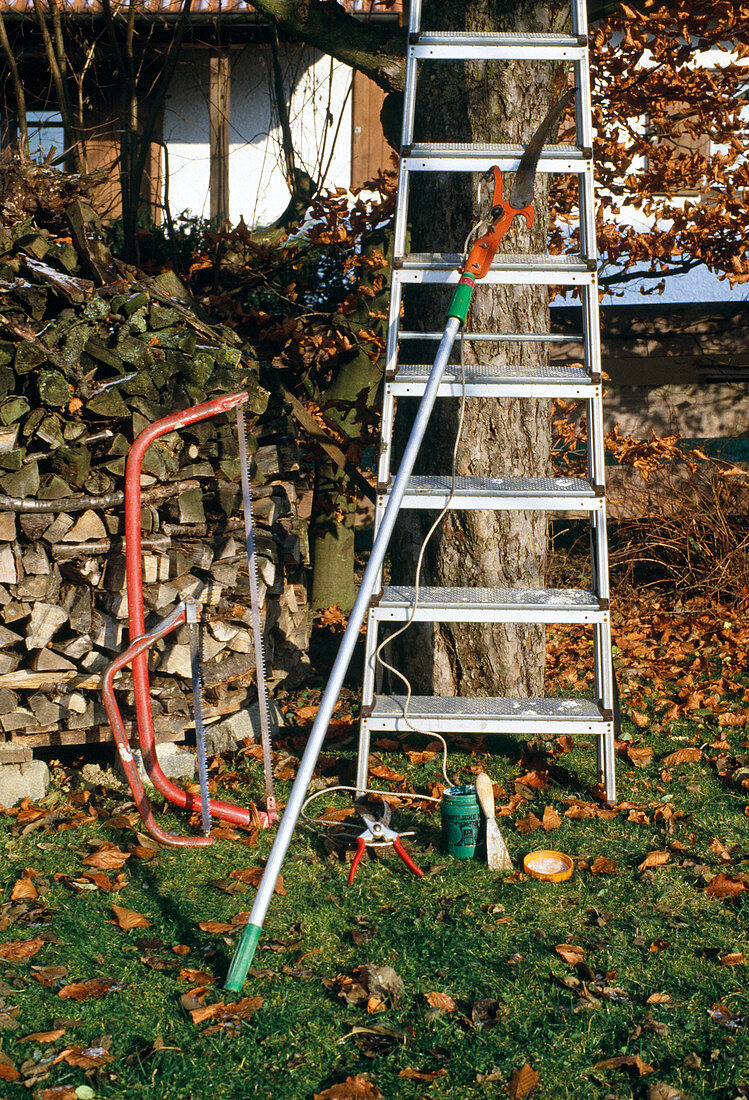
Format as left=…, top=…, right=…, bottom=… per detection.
left=209, top=52, right=230, bottom=226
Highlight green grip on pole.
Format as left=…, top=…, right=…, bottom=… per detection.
left=448, top=278, right=474, bottom=324
left=224, top=922, right=262, bottom=992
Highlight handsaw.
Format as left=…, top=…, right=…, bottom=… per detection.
left=236, top=402, right=278, bottom=821
left=185, top=598, right=212, bottom=836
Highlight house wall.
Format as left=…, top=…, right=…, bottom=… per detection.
left=162, top=43, right=353, bottom=228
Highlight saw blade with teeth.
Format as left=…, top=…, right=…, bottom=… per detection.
left=236, top=402, right=277, bottom=819
left=185, top=598, right=211, bottom=836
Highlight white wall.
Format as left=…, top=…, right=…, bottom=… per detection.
left=162, top=43, right=353, bottom=228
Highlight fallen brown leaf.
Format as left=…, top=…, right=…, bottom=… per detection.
left=111, top=904, right=151, bottom=931
left=638, top=851, right=670, bottom=871
left=705, top=873, right=748, bottom=900
left=594, top=1053, right=654, bottom=1076
left=198, top=920, right=233, bottom=934
left=646, top=992, right=671, bottom=1004
left=18, top=1028, right=66, bottom=1043
left=662, top=747, right=702, bottom=766
left=31, top=965, right=67, bottom=985
left=82, top=845, right=130, bottom=871
left=0, top=935, right=46, bottom=962
left=555, top=943, right=585, bottom=967
left=590, top=856, right=619, bottom=876
left=424, top=990, right=457, bottom=1013
left=313, top=1076, right=381, bottom=1100
left=179, top=968, right=214, bottom=985
left=36, top=1089, right=76, bottom=1100
left=230, top=868, right=286, bottom=895
left=515, top=812, right=542, bottom=834
left=508, top=1061, right=540, bottom=1098
left=627, top=744, right=654, bottom=767
left=719, top=953, right=746, bottom=966
left=709, top=837, right=733, bottom=863
left=398, top=1067, right=446, bottom=1081
left=10, top=870, right=38, bottom=901
left=54, top=1044, right=113, bottom=1068
left=0, top=1051, right=20, bottom=1081
left=542, top=806, right=561, bottom=832
left=58, top=977, right=123, bottom=1000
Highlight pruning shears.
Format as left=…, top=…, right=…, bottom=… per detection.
left=450, top=90, right=574, bottom=321
left=348, top=800, right=424, bottom=885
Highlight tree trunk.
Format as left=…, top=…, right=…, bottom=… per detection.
left=310, top=454, right=356, bottom=612
left=389, top=0, right=568, bottom=697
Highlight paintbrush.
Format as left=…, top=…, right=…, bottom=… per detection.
left=475, top=772, right=513, bottom=871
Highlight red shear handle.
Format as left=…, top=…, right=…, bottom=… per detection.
left=392, top=836, right=424, bottom=878
left=348, top=837, right=367, bottom=885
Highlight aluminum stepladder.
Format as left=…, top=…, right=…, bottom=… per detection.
left=224, top=0, right=616, bottom=991
left=355, top=0, right=617, bottom=802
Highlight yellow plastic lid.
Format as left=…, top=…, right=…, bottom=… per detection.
left=523, top=849, right=574, bottom=882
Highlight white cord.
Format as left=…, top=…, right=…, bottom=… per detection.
left=373, top=328, right=470, bottom=790
left=300, top=782, right=442, bottom=837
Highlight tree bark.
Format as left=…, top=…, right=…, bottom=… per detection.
left=389, top=0, right=568, bottom=698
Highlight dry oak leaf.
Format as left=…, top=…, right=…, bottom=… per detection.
left=542, top=806, right=562, bottom=832
left=630, top=711, right=650, bottom=729
left=662, top=747, right=702, bottom=766
left=424, top=990, right=457, bottom=1013
left=82, top=845, right=130, bottom=871
left=314, top=1077, right=381, bottom=1100
left=590, top=856, right=619, bottom=876
left=58, top=977, right=123, bottom=1000
left=594, top=1053, right=654, bottom=1076
left=18, top=1028, right=66, bottom=1043
left=111, top=904, right=151, bottom=931
left=369, top=764, right=405, bottom=784
left=509, top=1062, right=540, bottom=1099
left=628, top=810, right=650, bottom=825
left=0, top=935, right=46, bottom=962
left=37, top=1090, right=77, bottom=1100
left=555, top=943, right=585, bottom=967
left=718, top=711, right=747, bottom=727
left=705, top=873, right=748, bottom=900
left=638, top=851, right=670, bottom=871
left=645, top=992, right=671, bottom=1004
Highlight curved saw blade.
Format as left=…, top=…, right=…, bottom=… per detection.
left=186, top=598, right=211, bottom=836
left=509, top=89, right=575, bottom=210
left=236, top=403, right=277, bottom=818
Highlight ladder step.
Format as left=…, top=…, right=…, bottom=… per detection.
left=387, top=362, right=598, bottom=398
left=365, top=695, right=610, bottom=735
left=383, top=475, right=603, bottom=512
left=374, top=585, right=606, bottom=623
left=402, top=144, right=590, bottom=173
left=394, top=253, right=595, bottom=286
left=410, top=31, right=587, bottom=61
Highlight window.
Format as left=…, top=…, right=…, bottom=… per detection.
left=26, top=110, right=65, bottom=164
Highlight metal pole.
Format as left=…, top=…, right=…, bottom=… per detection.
left=225, top=315, right=463, bottom=991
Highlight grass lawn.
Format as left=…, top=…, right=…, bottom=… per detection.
left=0, top=606, right=747, bottom=1099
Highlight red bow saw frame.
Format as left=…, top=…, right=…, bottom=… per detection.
left=102, top=391, right=277, bottom=847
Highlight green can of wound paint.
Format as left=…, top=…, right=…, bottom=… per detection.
left=441, top=785, right=481, bottom=858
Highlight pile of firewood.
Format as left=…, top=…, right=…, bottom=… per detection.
left=0, top=170, right=310, bottom=754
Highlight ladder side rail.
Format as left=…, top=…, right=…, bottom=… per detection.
left=409, top=0, right=422, bottom=35
left=572, top=0, right=588, bottom=40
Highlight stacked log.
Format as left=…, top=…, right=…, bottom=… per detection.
left=0, top=183, right=310, bottom=754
